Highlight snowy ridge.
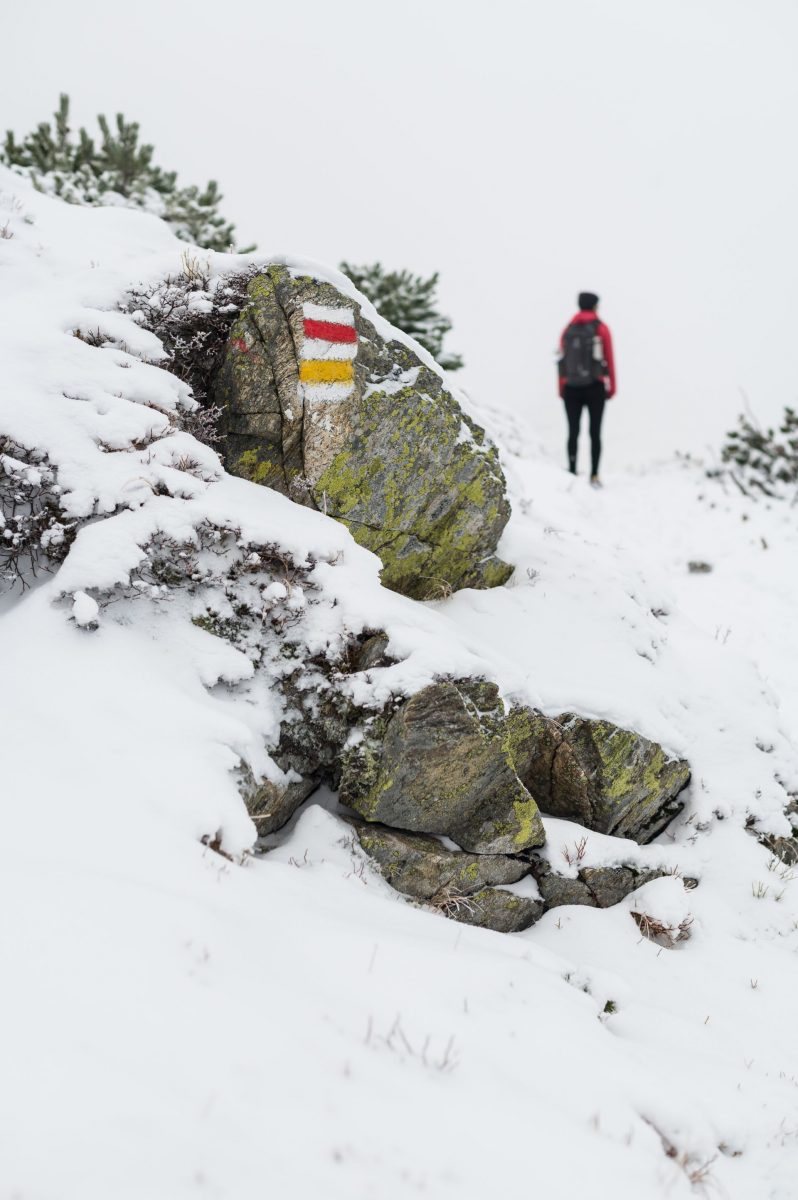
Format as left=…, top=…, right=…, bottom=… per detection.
left=3, top=168, right=798, bottom=1198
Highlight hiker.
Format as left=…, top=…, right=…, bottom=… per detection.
left=558, top=292, right=616, bottom=487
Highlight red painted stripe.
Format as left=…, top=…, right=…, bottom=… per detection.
left=303, top=318, right=357, bottom=344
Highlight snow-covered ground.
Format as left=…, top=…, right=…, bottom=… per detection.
left=2, top=171, right=798, bottom=1200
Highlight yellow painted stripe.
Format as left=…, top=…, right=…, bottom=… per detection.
left=299, top=360, right=354, bottom=384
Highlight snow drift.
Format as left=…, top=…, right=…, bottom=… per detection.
left=2, top=166, right=798, bottom=1199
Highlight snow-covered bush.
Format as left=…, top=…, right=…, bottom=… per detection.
left=720, top=406, right=798, bottom=499
left=2, top=95, right=251, bottom=253
left=122, top=522, right=324, bottom=653
left=123, top=256, right=260, bottom=448
left=0, top=441, right=75, bottom=592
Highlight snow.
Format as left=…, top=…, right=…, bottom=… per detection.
left=71, top=588, right=98, bottom=627
left=2, top=167, right=798, bottom=1198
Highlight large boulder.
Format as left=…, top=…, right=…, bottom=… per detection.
left=215, top=266, right=512, bottom=600
left=340, top=681, right=545, bottom=855
left=505, top=708, right=690, bottom=843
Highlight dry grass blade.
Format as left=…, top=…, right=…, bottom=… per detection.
left=632, top=910, right=693, bottom=948
left=427, top=885, right=484, bottom=920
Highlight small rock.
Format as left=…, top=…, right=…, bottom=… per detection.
left=529, top=859, right=666, bottom=909
left=530, top=861, right=597, bottom=908
left=447, top=888, right=544, bottom=933
left=354, top=821, right=529, bottom=902
left=352, top=632, right=392, bottom=673
left=579, top=865, right=665, bottom=907
left=243, top=773, right=319, bottom=837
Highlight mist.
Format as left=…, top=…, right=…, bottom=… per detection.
left=6, top=0, right=797, bottom=467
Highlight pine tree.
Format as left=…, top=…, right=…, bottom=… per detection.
left=2, top=95, right=250, bottom=253
left=720, top=406, right=798, bottom=496
left=339, top=262, right=464, bottom=370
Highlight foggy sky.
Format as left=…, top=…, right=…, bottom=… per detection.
left=5, top=0, right=798, bottom=469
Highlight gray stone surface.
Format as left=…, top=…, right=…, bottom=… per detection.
left=506, top=707, right=691, bottom=843
left=353, top=822, right=529, bottom=901
left=340, top=681, right=545, bottom=854
left=447, top=888, right=545, bottom=933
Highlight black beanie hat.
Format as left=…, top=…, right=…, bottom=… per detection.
left=578, top=291, right=599, bottom=311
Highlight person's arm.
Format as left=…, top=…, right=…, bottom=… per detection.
left=600, top=321, right=616, bottom=397
left=557, top=327, right=567, bottom=397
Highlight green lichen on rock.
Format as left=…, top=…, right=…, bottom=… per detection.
left=339, top=681, right=545, bottom=854
left=353, top=822, right=529, bottom=901
left=214, top=265, right=512, bottom=600
left=553, top=716, right=691, bottom=842
left=504, top=706, right=690, bottom=843
left=353, top=804, right=668, bottom=933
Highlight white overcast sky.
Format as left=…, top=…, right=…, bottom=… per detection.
left=4, top=0, right=798, bottom=468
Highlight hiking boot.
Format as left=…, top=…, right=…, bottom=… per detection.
left=590, top=475, right=602, bottom=489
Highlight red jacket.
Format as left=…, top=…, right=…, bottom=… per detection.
left=558, top=310, right=616, bottom=398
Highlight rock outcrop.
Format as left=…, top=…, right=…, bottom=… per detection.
left=337, top=683, right=688, bottom=853
left=351, top=822, right=542, bottom=932
left=339, top=681, right=545, bottom=854
left=352, top=820, right=665, bottom=933
left=243, top=656, right=689, bottom=930
left=215, top=266, right=512, bottom=600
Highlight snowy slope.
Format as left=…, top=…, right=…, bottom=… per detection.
left=2, top=170, right=798, bottom=1200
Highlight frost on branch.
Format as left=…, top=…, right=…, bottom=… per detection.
left=120, top=521, right=327, bottom=658
left=123, top=257, right=259, bottom=451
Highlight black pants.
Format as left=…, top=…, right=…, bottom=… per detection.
left=563, top=382, right=606, bottom=475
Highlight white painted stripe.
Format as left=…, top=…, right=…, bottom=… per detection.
left=301, top=381, right=355, bottom=402
left=300, top=338, right=358, bottom=362
left=302, top=301, right=355, bottom=326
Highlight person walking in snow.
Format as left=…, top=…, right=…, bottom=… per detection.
left=558, top=292, right=616, bottom=487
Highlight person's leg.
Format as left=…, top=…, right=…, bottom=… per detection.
left=587, top=389, right=606, bottom=477
left=564, top=393, right=583, bottom=473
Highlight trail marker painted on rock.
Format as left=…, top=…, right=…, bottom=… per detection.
left=300, top=302, right=356, bottom=400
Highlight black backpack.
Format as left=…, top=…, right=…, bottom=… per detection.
left=562, top=320, right=604, bottom=387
